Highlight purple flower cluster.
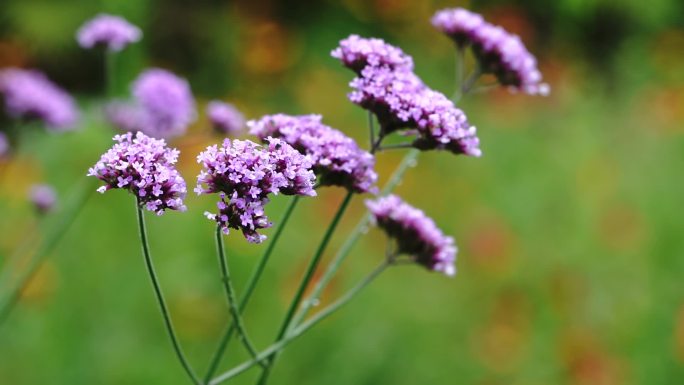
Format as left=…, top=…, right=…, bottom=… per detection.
left=195, top=138, right=316, bottom=243
left=106, top=68, right=196, bottom=139
left=333, top=36, right=481, bottom=156
left=207, top=101, right=245, bottom=135
left=432, top=8, right=549, bottom=95
left=367, top=195, right=456, bottom=276
left=0, top=68, right=79, bottom=130
left=88, top=132, right=187, bottom=215
left=29, top=184, right=57, bottom=214
left=248, top=114, right=378, bottom=193
left=76, top=14, right=142, bottom=52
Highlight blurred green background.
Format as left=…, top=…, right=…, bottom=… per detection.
left=1, top=0, right=683, bottom=384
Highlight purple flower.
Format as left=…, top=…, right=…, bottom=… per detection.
left=0, top=68, right=79, bottom=130
left=248, top=114, right=378, bottom=193
left=29, top=184, right=57, bottom=214
left=432, top=8, right=549, bottom=95
left=195, top=138, right=316, bottom=243
left=0, top=132, right=9, bottom=157
left=106, top=68, right=196, bottom=139
left=88, top=132, right=187, bottom=215
left=207, top=101, right=245, bottom=135
left=331, top=34, right=414, bottom=74
left=367, top=195, right=457, bottom=276
left=76, top=14, right=142, bottom=52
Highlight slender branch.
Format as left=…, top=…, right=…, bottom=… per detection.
left=203, top=196, right=301, bottom=382
left=456, top=45, right=465, bottom=94
left=368, top=111, right=376, bottom=149
left=453, top=66, right=482, bottom=104
left=214, top=225, right=265, bottom=368
left=210, top=260, right=389, bottom=385
left=255, top=191, right=354, bottom=385
left=135, top=200, right=200, bottom=385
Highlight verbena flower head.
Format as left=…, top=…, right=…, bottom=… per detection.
left=0, top=132, right=9, bottom=157
left=0, top=68, right=79, bottom=130
left=248, top=114, right=378, bottom=193
left=367, top=195, right=457, bottom=276
left=29, top=184, right=57, bottom=214
left=207, top=101, right=245, bottom=135
left=195, top=138, right=316, bottom=243
left=87, top=132, right=187, bottom=215
left=431, top=8, right=485, bottom=48
left=106, top=68, right=196, bottom=139
left=76, top=14, right=142, bottom=52
left=331, top=34, right=414, bottom=74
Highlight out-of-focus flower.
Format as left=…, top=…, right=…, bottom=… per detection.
left=196, top=138, right=316, bottom=243
left=106, top=68, right=196, bottom=139
left=248, top=113, right=378, bottom=193
left=0, top=132, right=9, bottom=157
left=0, top=68, right=79, bottom=130
left=432, top=8, right=549, bottom=95
left=331, top=34, right=414, bottom=74
left=206, top=101, right=245, bottom=136
left=367, top=194, right=457, bottom=276
left=29, top=184, right=57, bottom=214
left=87, top=132, right=187, bottom=215
left=76, top=14, right=142, bottom=52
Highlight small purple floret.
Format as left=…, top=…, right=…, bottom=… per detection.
left=88, top=132, right=187, bottom=215
left=29, top=184, right=57, bottom=214
left=249, top=114, right=378, bottom=193
left=195, top=138, right=316, bottom=243
left=207, top=101, right=245, bottom=135
left=367, top=195, right=457, bottom=276
left=76, top=14, right=142, bottom=52
left=0, top=68, right=79, bottom=130
left=331, top=34, right=414, bottom=74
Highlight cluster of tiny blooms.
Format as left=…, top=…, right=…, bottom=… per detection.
left=431, top=8, right=549, bottom=95
left=248, top=114, right=378, bottom=193
left=195, top=138, right=316, bottom=243
left=333, top=36, right=481, bottom=156
left=0, top=132, right=8, bottom=157
left=206, top=101, right=245, bottom=135
left=29, top=184, right=57, bottom=214
left=0, top=68, right=79, bottom=130
left=87, top=132, right=187, bottom=215
left=76, top=14, right=142, bottom=52
left=366, top=195, right=457, bottom=276
left=106, top=68, right=196, bottom=139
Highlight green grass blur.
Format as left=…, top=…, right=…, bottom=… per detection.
left=1, top=0, right=684, bottom=384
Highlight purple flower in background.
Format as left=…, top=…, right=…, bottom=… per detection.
left=106, top=68, right=196, bottom=139
left=367, top=195, right=457, bottom=276
left=76, top=14, right=142, bottom=52
left=0, top=68, right=79, bottom=130
left=87, top=132, right=187, bottom=215
left=29, top=184, right=57, bottom=214
left=0, top=132, right=9, bottom=157
left=431, top=8, right=485, bottom=48
left=207, top=101, right=245, bottom=135
left=331, top=35, right=414, bottom=74
left=249, top=114, right=378, bottom=193
left=196, top=138, right=316, bottom=243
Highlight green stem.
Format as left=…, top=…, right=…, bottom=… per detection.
left=453, top=66, right=482, bottom=104
left=214, top=225, right=265, bottom=367
left=203, top=196, right=300, bottom=382
left=291, top=149, right=419, bottom=328
left=368, top=111, right=376, bottom=149
left=256, top=191, right=354, bottom=385
left=135, top=200, right=200, bottom=385
left=210, top=260, right=389, bottom=385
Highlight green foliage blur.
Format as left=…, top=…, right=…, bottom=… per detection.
left=1, top=0, right=684, bottom=384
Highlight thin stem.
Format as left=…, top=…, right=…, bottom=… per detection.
left=210, top=261, right=389, bottom=385
left=368, top=111, right=376, bottom=149
left=214, top=225, right=265, bottom=368
left=457, top=45, right=465, bottom=93
left=291, top=149, right=419, bottom=328
left=256, top=191, right=354, bottom=385
left=203, top=196, right=301, bottom=382
left=135, top=200, right=200, bottom=385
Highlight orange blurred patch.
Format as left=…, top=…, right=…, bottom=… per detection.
left=240, top=20, right=302, bottom=75
left=0, top=38, right=28, bottom=68
left=650, top=29, right=684, bottom=84
left=597, top=202, right=647, bottom=252
left=548, top=268, right=588, bottom=318
left=20, top=260, right=59, bottom=303
left=464, top=214, right=517, bottom=274
left=171, top=292, right=225, bottom=340
left=560, top=329, right=626, bottom=385
left=675, top=304, right=684, bottom=363
left=636, top=86, right=684, bottom=134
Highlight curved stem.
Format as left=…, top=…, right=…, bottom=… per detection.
left=256, top=191, right=354, bottom=385
left=203, top=196, right=301, bottom=382
left=210, top=260, right=389, bottom=385
left=136, top=200, right=200, bottom=385
left=214, top=225, right=265, bottom=367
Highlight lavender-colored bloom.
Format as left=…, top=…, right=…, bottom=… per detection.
left=29, top=184, right=57, bottom=214
left=0, top=68, right=79, bottom=130
left=331, top=34, right=414, bottom=74
left=87, top=132, right=187, bottom=215
left=195, top=138, right=316, bottom=243
left=207, top=101, right=245, bottom=135
left=431, top=8, right=485, bottom=48
left=248, top=114, right=378, bottom=193
left=106, top=68, right=196, bottom=139
left=76, top=14, right=142, bottom=52
left=0, top=132, right=9, bottom=157
left=367, top=195, right=457, bottom=276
